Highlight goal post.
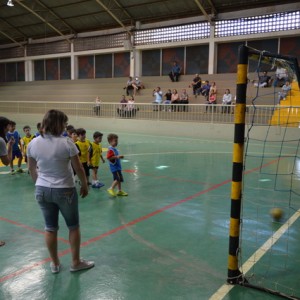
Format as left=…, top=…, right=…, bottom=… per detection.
left=227, top=44, right=249, bottom=284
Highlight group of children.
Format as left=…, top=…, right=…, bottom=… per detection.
left=6, top=121, right=127, bottom=197
left=5, top=121, right=38, bottom=174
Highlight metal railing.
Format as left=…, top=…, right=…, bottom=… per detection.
left=0, top=101, right=298, bottom=126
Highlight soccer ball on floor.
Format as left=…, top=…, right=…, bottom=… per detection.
left=270, top=207, right=284, bottom=222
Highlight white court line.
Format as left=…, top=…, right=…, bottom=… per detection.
left=125, top=151, right=285, bottom=157
left=209, top=209, right=300, bottom=300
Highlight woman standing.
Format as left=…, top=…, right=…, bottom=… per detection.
left=207, top=82, right=217, bottom=112
left=0, top=116, right=14, bottom=247
left=27, top=110, right=94, bottom=273
left=171, top=89, right=180, bottom=112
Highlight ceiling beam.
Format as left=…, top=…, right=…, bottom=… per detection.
left=0, top=17, right=28, bottom=40
left=35, top=0, right=76, bottom=34
left=194, top=0, right=212, bottom=23
left=206, top=0, right=217, bottom=15
left=14, top=0, right=72, bottom=44
left=112, top=0, right=134, bottom=21
left=95, top=0, right=132, bottom=36
left=0, top=30, right=24, bottom=48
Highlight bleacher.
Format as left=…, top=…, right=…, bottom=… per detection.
left=0, top=73, right=279, bottom=105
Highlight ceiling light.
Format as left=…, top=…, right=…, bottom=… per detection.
left=7, top=0, right=14, bottom=7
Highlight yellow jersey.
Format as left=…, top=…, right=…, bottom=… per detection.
left=22, top=135, right=35, bottom=154
left=89, top=142, right=103, bottom=167
left=75, top=139, right=91, bottom=163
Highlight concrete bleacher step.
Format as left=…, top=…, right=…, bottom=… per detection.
left=0, top=73, right=279, bottom=106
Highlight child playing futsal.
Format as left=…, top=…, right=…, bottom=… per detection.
left=75, top=128, right=91, bottom=185
left=35, top=122, right=42, bottom=137
left=89, top=131, right=105, bottom=188
left=21, top=125, right=35, bottom=170
left=106, top=133, right=127, bottom=197
left=6, top=121, right=23, bottom=174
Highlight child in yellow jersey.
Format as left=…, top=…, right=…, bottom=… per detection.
left=21, top=125, right=35, bottom=171
left=75, top=128, right=91, bottom=185
left=89, top=131, right=105, bottom=188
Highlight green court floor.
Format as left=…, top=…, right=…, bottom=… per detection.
left=0, top=129, right=299, bottom=300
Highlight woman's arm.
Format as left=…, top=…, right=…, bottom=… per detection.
left=28, top=157, right=38, bottom=182
left=0, top=138, right=13, bottom=166
left=71, top=155, right=89, bottom=198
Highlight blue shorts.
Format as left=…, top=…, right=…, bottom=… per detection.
left=12, top=148, right=22, bottom=160
left=112, top=170, right=124, bottom=182
left=35, top=186, right=79, bottom=232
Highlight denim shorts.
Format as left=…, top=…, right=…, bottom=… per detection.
left=35, top=186, right=79, bottom=232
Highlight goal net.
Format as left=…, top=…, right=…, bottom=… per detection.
left=227, top=45, right=300, bottom=300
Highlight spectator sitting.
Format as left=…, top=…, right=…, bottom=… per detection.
left=253, top=71, right=271, bottom=88
left=117, top=95, right=128, bottom=117
left=199, top=80, right=211, bottom=101
left=273, top=67, right=288, bottom=87
left=189, top=74, right=202, bottom=96
left=179, top=89, right=189, bottom=112
left=134, top=77, right=145, bottom=90
left=171, top=89, right=180, bottom=112
left=221, top=89, right=232, bottom=113
left=152, top=87, right=163, bottom=111
left=278, top=81, right=291, bottom=103
left=163, top=89, right=172, bottom=112
left=124, top=76, right=138, bottom=96
left=169, top=61, right=181, bottom=82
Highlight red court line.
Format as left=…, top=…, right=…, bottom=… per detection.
left=0, top=217, right=70, bottom=244
left=0, top=157, right=281, bottom=283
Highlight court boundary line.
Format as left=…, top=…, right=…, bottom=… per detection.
left=0, top=216, right=70, bottom=244
left=209, top=209, right=300, bottom=300
left=0, top=157, right=282, bottom=283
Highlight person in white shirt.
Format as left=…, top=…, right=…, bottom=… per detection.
left=27, top=109, right=94, bottom=274
left=152, top=86, right=163, bottom=111
left=222, top=89, right=232, bottom=113
left=0, top=116, right=14, bottom=247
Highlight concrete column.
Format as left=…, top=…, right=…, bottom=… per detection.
left=134, top=49, right=142, bottom=77
left=208, top=24, right=216, bottom=74
left=25, top=60, right=33, bottom=82
left=130, top=50, right=135, bottom=77
left=70, top=42, right=76, bottom=80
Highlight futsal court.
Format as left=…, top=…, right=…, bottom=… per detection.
left=1, top=122, right=299, bottom=300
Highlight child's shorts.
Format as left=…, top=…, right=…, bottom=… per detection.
left=82, top=162, right=90, bottom=177
left=112, top=170, right=124, bottom=182
left=12, top=148, right=22, bottom=160
left=89, top=165, right=99, bottom=170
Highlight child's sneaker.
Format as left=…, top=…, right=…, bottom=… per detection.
left=96, top=182, right=105, bottom=188
left=117, top=190, right=128, bottom=196
left=10, top=170, right=16, bottom=175
left=107, top=189, right=116, bottom=197
left=16, top=168, right=24, bottom=173
left=91, top=183, right=99, bottom=188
